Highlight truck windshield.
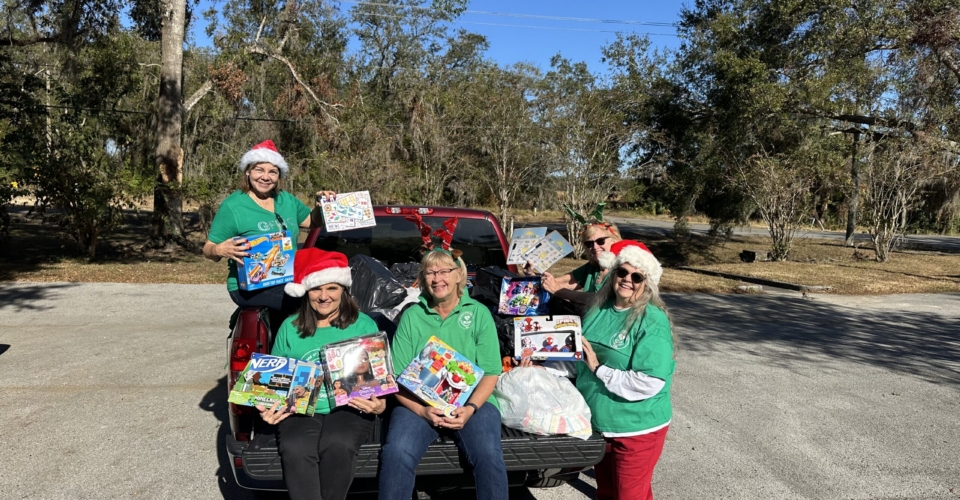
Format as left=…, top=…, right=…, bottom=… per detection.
left=312, top=216, right=507, bottom=270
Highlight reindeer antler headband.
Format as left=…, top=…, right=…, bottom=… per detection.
left=405, top=214, right=460, bottom=254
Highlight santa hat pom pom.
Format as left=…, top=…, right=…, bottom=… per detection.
left=284, top=282, right=306, bottom=298
left=597, top=251, right=617, bottom=270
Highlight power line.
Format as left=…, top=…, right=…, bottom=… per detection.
left=356, top=11, right=677, bottom=36
left=341, top=0, right=678, bottom=29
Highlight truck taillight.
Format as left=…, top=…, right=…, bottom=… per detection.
left=386, top=207, right=434, bottom=215
left=231, top=338, right=257, bottom=371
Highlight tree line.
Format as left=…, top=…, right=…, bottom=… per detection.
left=2, top=0, right=959, bottom=262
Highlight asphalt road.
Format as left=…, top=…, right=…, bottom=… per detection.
left=532, top=217, right=960, bottom=253
left=1, top=283, right=958, bottom=499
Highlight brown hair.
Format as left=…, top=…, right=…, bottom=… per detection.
left=293, top=285, right=361, bottom=337
left=239, top=162, right=284, bottom=196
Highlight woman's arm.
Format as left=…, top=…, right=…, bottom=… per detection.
left=581, top=335, right=673, bottom=402
left=203, top=238, right=249, bottom=264
left=541, top=272, right=577, bottom=294
left=300, top=190, right=338, bottom=228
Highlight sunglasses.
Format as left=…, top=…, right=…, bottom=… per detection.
left=583, top=236, right=609, bottom=248
left=615, top=267, right=645, bottom=284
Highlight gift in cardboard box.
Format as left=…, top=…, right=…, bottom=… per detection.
left=238, top=231, right=295, bottom=291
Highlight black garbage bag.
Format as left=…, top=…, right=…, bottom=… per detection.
left=389, top=262, right=421, bottom=288
left=470, top=266, right=518, bottom=308
left=349, top=254, right=408, bottom=313
left=491, top=309, right=517, bottom=359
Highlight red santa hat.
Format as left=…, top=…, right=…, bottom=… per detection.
left=284, top=248, right=353, bottom=297
left=597, top=240, right=663, bottom=286
left=239, top=140, right=290, bottom=176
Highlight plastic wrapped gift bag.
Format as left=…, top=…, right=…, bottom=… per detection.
left=494, top=367, right=593, bottom=440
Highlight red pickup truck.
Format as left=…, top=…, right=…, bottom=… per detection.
left=224, top=206, right=605, bottom=496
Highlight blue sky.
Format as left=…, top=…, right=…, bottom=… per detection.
left=189, top=0, right=688, bottom=73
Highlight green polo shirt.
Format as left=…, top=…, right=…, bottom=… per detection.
left=569, top=262, right=606, bottom=293
left=271, top=312, right=380, bottom=415
left=392, top=294, right=503, bottom=409
left=207, top=190, right=312, bottom=291
left=576, top=302, right=674, bottom=434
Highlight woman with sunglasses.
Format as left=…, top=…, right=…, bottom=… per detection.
left=577, top=240, right=676, bottom=500
left=202, top=140, right=336, bottom=312
left=379, top=248, right=509, bottom=500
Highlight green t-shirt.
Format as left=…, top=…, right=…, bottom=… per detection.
left=207, top=190, right=312, bottom=291
left=271, top=312, right=380, bottom=415
left=576, top=302, right=675, bottom=434
left=569, top=262, right=606, bottom=293
left=392, top=294, right=503, bottom=409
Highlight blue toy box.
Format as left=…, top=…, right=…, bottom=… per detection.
left=237, top=231, right=295, bottom=291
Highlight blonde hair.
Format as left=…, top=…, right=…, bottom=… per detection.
left=239, top=162, right=283, bottom=196
left=582, top=223, right=622, bottom=243
left=418, top=250, right=468, bottom=300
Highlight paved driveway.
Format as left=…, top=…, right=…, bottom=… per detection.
left=0, top=283, right=958, bottom=499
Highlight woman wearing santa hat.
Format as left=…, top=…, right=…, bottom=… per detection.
left=202, top=139, right=337, bottom=312
left=257, top=247, right=386, bottom=500
left=577, top=240, right=676, bottom=500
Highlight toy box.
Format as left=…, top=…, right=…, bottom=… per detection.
left=237, top=231, right=295, bottom=291
left=506, top=227, right=548, bottom=265
left=514, top=315, right=583, bottom=361
left=320, top=191, right=377, bottom=232
left=398, top=336, right=485, bottom=417
left=323, top=332, right=399, bottom=407
left=521, top=231, right=573, bottom=273
left=228, top=353, right=322, bottom=416
left=498, top=276, right=550, bottom=316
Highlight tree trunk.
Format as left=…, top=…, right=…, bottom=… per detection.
left=151, top=0, right=187, bottom=248
left=845, top=131, right=860, bottom=246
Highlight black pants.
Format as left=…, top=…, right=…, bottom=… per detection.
left=229, top=287, right=300, bottom=313
left=276, top=408, right=375, bottom=500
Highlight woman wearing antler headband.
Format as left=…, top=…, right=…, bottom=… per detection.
left=379, top=235, right=509, bottom=500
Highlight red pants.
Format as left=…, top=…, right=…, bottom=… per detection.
left=594, top=426, right=669, bottom=500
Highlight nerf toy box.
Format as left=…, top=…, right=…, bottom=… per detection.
left=237, top=231, right=295, bottom=291
left=398, top=336, right=484, bottom=417
left=228, top=353, right=322, bottom=416
left=514, top=315, right=583, bottom=361
left=498, top=276, right=550, bottom=316
left=323, top=332, right=399, bottom=407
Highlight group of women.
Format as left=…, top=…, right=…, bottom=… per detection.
left=204, top=141, right=677, bottom=500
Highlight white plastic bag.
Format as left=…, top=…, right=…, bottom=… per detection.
left=494, top=367, right=593, bottom=440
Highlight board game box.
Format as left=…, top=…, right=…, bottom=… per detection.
left=228, top=353, right=322, bottom=415
left=237, top=231, right=295, bottom=291
left=320, top=191, right=377, bottom=232
left=398, top=336, right=484, bottom=417
left=521, top=231, right=574, bottom=273
left=323, top=332, right=399, bottom=407
left=506, top=227, right=548, bottom=265
left=498, top=276, right=550, bottom=316
left=514, top=315, right=583, bottom=361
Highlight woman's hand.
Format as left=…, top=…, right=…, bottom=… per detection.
left=441, top=404, right=476, bottom=430
left=512, top=357, right=545, bottom=369
left=522, top=261, right=539, bottom=276
left=348, top=395, right=387, bottom=415
left=257, top=401, right=294, bottom=425
left=315, top=190, right=338, bottom=206
left=541, top=272, right=561, bottom=294
left=581, top=338, right=600, bottom=373
left=204, top=236, right=250, bottom=264
left=417, top=405, right=446, bottom=427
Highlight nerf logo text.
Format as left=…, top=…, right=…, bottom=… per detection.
left=250, top=355, right=288, bottom=371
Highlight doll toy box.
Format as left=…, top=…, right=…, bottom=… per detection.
left=228, top=353, right=323, bottom=416
left=513, top=315, right=583, bottom=361
left=498, top=276, right=550, bottom=316
left=237, top=231, right=295, bottom=291
left=398, top=336, right=484, bottom=417
left=323, top=332, right=399, bottom=407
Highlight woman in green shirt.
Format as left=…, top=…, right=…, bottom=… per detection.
left=577, top=239, right=676, bottom=500
left=202, top=140, right=335, bottom=312
left=257, top=248, right=385, bottom=500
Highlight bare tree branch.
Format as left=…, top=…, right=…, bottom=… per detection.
left=183, top=80, right=213, bottom=113
left=245, top=44, right=341, bottom=125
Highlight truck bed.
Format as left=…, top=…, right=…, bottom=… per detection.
left=226, top=417, right=605, bottom=490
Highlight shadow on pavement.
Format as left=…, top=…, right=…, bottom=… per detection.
left=0, top=344, right=8, bottom=357
left=666, top=294, right=960, bottom=387
left=0, top=282, right=77, bottom=311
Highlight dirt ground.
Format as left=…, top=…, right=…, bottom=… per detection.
left=2, top=204, right=958, bottom=294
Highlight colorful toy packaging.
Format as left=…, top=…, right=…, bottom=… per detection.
left=513, top=315, right=583, bottom=361
left=498, top=276, right=550, bottom=316
left=323, top=332, right=399, bottom=407
left=228, top=353, right=322, bottom=416
left=398, top=336, right=485, bottom=417
left=237, top=231, right=295, bottom=291
left=319, top=191, right=377, bottom=232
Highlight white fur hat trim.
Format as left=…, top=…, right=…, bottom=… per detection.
left=283, top=267, right=352, bottom=297
left=239, top=148, right=289, bottom=176
left=598, top=251, right=617, bottom=270
left=616, top=245, right=663, bottom=286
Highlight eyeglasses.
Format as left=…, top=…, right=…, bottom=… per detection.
left=615, top=267, right=645, bottom=284
left=424, top=267, right=459, bottom=279
left=583, top=237, right=609, bottom=248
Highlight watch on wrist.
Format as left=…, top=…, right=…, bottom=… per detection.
left=593, top=363, right=603, bottom=375
left=464, top=402, right=480, bottom=414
